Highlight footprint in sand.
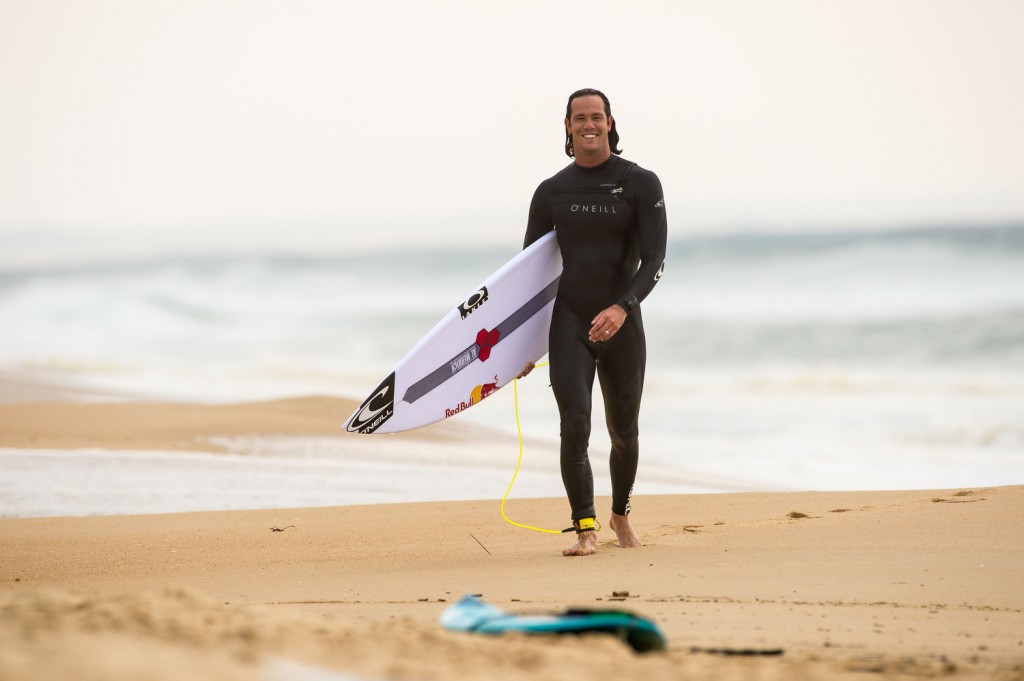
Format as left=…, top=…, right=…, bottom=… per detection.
left=931, top=490, right=985, bottom=504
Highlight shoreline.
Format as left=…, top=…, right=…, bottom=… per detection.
left=0, top=395, right=767, bottom=520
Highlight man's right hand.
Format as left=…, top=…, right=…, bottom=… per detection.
left=517, top=362, right=535, bottom=379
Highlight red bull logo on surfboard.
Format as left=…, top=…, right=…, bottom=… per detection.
left=443, top=376, right=500, bottom=418
left=471, top=376, right=500, bottom=404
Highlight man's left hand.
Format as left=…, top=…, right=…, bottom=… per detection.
left=589, top=304, right=627, bottom=342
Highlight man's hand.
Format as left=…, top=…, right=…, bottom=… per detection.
left=589, top=304, right=627, bottom=342
left=517, top=362, right=535, bottom=379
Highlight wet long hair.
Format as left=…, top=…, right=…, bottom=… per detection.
left=564, top=88, right=622, bottom=158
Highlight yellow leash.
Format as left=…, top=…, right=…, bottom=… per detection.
left=499, top=361, right=564, bottom=534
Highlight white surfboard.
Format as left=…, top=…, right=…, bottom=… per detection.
left=344, top=232, right=562, bottom=434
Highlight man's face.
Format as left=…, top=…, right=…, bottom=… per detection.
left=565, top=95, right=612, bottom=161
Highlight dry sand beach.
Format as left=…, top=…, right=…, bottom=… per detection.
left=1, top=395, right=1023, bottom=681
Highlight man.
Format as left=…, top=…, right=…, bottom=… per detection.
left=520, top=89, right=667, bottom=556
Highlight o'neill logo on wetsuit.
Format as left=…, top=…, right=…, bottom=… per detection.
left=346, top=372, right=395, bottom=434
left=458, top=286, right=488, bottom=319
left=570, top=204, right=617, bottom=214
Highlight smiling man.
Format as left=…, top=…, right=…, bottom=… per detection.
left=521, top=89, right=668, bottom=556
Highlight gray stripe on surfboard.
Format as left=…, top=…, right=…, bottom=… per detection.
left=402, top=276, right=559, bottom=404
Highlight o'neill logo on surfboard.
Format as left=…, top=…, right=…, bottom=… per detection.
left=458, top=286, right=488, bottom=319
left=346, top=372, right=395, bottom=434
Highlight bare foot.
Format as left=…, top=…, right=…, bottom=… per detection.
left=609, top=513, right=642, bottom=548
left=562, top=530, right=597, bottom=556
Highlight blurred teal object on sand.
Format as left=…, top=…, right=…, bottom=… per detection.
left=440, top=594, right=666, bottom=653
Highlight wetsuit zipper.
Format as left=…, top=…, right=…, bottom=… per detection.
left=550, top=187, right=622, bottom=193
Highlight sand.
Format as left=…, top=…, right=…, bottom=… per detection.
left=0, top=395, right=479, bottom=451
left=1, top=396, right=1023, bottom=680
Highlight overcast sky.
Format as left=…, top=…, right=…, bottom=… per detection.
left=1, top=0, right=1023, bottom=256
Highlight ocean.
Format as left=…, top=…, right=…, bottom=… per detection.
left=2, top=224, right=1022, bottom=516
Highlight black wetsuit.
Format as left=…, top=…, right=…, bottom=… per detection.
left=524, top=154, right=667, bottom=521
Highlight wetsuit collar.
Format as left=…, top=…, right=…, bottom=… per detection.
left=572, top=154, right=618, bottom=175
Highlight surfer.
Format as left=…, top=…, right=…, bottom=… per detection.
left=520, top=89, right=667, bottom=556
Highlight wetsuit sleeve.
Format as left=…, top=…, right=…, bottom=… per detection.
left=523, top=182, right=554, bottom=249
left=616, top=169, right=667, bottom=313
